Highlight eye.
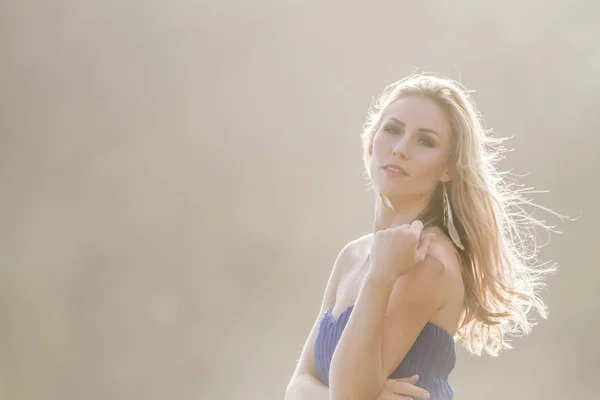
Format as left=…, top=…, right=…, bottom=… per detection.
left=419, top=137, right=435, bottom=147
left=384, top=124, right=402, bottom=134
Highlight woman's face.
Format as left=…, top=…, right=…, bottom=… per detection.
left=370, top=95, right=455, bottom=202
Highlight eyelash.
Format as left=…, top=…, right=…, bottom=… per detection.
left=384, top=126, right=435, bottom=148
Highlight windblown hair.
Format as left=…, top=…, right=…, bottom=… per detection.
left=361, top=73, right=561, bottom=356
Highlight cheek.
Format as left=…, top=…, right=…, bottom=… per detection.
left=371, top=132, right=388, bottom=158
left=368, top=140, right=384, bottom=179
left=411, top=151, right=447, bottom=179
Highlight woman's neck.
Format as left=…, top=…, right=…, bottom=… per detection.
left=373, top=193, right=430, bottom=232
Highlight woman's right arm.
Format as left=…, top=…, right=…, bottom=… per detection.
left=284, top=242, right=354, bottom=400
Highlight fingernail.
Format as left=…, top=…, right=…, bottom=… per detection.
left=424, top=391, right=430, bottom=399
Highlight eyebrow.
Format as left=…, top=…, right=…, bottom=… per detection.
left=388, top=118, right=440, bottom=138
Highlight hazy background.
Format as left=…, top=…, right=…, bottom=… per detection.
left=1, top=1, right=598, bottom=399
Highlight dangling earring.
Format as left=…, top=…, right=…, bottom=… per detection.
left=442, top=182, right=465, bottom=251
left=378, top=191, right=394, bottom=211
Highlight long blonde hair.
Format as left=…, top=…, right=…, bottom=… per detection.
left=361, top=73, right=561, bottom=356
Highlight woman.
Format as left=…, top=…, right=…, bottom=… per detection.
left=284, top=74, right=556, bottom=399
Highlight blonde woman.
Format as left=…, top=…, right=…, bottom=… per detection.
left=285, top=74, right=557, bottom=400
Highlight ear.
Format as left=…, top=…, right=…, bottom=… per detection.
left=440, top=165, right=455, bottom=183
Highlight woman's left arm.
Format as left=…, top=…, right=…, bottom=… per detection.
left=329, top=254, right=448, bottom=400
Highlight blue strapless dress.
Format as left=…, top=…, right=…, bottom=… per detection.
left=314, top=304, right=456, bottom=399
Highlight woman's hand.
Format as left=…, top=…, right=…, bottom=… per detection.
left=379, top=375, right=430, bottom=400
left=369, top=220, right=435, bottom=281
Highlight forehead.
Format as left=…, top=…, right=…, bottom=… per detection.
left=382, top=96, right=452, bottom=139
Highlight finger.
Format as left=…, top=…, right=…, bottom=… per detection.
left=415, top=233, right=436, bottom=262
left=409, top=220, right=424, bottom=235
left=391, top=375, right=419, bottom=384
left=387, top=380, right=430, bottom=399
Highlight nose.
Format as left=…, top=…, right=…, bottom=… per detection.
left=392, top=135, right=410, bottom=159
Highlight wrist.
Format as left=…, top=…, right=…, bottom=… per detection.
left=364, top=269, right=397, bottom=288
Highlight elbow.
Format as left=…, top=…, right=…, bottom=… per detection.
left=284, top=383, right=292, bottom=400
left=284, top=377, right=300, bottom=400
left=284, top=374, right=317, bottom=400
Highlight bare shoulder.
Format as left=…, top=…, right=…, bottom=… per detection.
left=338, top=232, right=373, bottom=264
left=422, top=226, right=465, bottom=310
left=423, top=226, right=461, bottom=275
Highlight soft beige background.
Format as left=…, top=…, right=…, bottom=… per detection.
left=1, top=1, right=598, bottom=399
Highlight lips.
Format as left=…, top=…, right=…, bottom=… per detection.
left=383, top=163, right=409, bottom=176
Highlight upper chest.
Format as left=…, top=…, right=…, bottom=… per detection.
left=331, top=246, right=371, bottom=319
